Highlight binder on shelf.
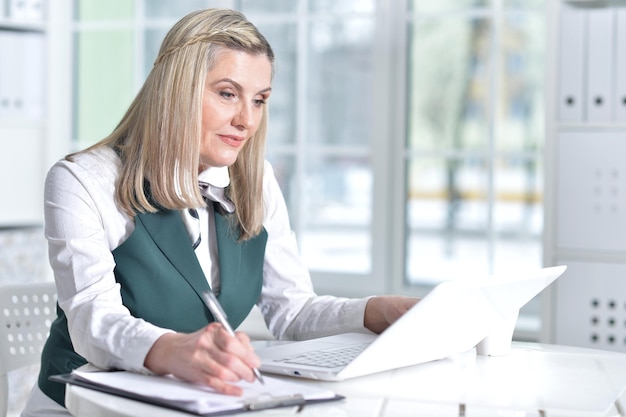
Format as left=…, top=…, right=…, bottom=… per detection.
left=585, top=8, right=614, bottom=123
left=616, top=10, right=626, bottom=123
left=0, top=30, right=45, bottom=121
left=557, top=3, right=586, bottom=122
left=7, top=0, right=26, bottom=20
left=20, top=32, right=45, bottom=120
left=50, top=370, right=343, bottom=416
left=7, top=0, right=44, bottom=23
left=0, top=31, right=21, bottom=119
left=0, top=32, right=8, bottom=117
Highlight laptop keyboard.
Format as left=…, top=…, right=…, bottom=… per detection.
left=274, top=343, right=370, bottom=368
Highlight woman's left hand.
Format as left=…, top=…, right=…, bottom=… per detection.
left=363, top=296, right=419, bottom=334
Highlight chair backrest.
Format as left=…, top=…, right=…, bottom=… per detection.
left=0, top=282, right=57, bottom=417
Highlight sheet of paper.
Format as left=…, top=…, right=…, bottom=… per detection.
left=73, top=370, right=335, bottom=414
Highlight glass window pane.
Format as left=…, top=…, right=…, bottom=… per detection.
left=407, top=17, right=492, bottom=151
left=408, top=0, right=490, bottom=13
left=406, top=157, right=491, bottom=284
left=74, top=31, right=135, bottom=147
left=307, top=18, right=375, bottom=145
left=144, top=0, right=231, bottom=18
left=144, top=28, right=168, bottom=78
left=497, top=14, right=545, bottom=152
left=240, top=0, right=297, bottom=13
left=503, top=0, right=544, bottom=9
left=300, top=156, right=372, bottom=274
left=493, top=156, right=543, bottom=273
left=75, top=0, right=134, bottom=21
left=309, top=0, right=375, bottom=14
left=256, top=23, right=297, bottom=145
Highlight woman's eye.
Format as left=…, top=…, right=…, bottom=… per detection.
left=253, top=98, right=266, bottom=106
left=219, top=91, right=235, bottom=99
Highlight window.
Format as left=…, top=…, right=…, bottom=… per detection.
left=241, top=1, right=381, bottom=296
left=402, top=1, right=545, bottom=288
left=71, top=0, right=545, bottom=331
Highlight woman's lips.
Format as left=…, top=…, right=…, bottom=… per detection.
left=218, top=134, right=246, bottom=147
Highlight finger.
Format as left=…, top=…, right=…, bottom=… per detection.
left=210, top=325, right=258, bottom=364
left=199, top=328, right=258, bottom=383
left=206, top=346, right=258, bottom=382
left=235, top=332, right=261, bottom=368
left=200, top=374, right=244, bottom=396
left=235, top=330, right=251, bottom=345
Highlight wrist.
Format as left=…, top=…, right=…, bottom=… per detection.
left=363, top=297, right=387, bottom=334
left=144, top=332, right=177, bottom=375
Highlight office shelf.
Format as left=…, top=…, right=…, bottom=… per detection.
left=0, top=1, right=72, bottom=226
left=544, top=0, right=626, bottom=353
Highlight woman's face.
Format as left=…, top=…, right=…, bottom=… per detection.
left=199, top=49, right=272, bottom=170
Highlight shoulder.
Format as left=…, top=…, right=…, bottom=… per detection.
left=44, top=146, right=133, bottom=247
left=261, top=160, right=282, bottom=201
left=262, top=159, right=275, bottom=180
left=58, top=146, right=120, bottom=175
left=47, top=147, right=121, bottom=190
left=261, top=159, right=292, bottom=232
left=45, top=146, right=122, bottom=209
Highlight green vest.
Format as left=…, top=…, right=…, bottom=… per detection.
left=38, top=207, right=267, bottom=406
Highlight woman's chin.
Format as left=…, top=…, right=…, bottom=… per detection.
left=200, top=154, right=240, bottom=168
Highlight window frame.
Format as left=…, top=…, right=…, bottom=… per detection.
left=68, top=0, right=546, bottom=315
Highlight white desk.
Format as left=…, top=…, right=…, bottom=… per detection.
left=65, top=342, right=626, bottom=417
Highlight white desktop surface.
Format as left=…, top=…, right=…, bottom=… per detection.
left=64, top=342, right=626, bottom=417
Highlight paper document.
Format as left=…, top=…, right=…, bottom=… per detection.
left=52, top=370, right=339, bottom=415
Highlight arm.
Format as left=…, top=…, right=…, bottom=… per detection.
left=363, top=296, right=420, bottom=334
left=258, top=162, right=419, bottom=339
left=47, top=153, right=259, bottom=395
left=258, top=162, right=371, bottom=340
left=44, top=153, right=169, bottom=372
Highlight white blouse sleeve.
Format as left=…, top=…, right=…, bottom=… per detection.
left=258, top=161, right=373, bottom=340
left=44, top=151, right=171, bottom=372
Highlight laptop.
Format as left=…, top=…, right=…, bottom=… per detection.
left=256, top=265, right=567, bottom=381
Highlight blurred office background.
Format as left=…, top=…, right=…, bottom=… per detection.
left=0, top=0, right=564, bottom=415
left=67, top=0, right=546, bottom=326
left=1, top=0, right=546, bottom=341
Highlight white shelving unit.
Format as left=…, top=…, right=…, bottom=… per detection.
left=544, top=0, right=626, bottom=352
left=0, top=0, right=71, bottom=226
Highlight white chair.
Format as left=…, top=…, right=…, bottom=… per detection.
left=0, top=282, right=57, bottom=417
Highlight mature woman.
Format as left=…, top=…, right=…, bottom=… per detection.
left=22, top=8, right=415, bottom=417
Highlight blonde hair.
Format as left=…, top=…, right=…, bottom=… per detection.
left=73, top=9, right=274, bottom=241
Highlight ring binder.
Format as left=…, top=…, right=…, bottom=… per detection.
left=245, top=393, right=306, bottom=411
left=50, top=370, right=342, bottom=416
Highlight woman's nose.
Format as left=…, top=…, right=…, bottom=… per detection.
left=232, top=102, right=254, bottom=130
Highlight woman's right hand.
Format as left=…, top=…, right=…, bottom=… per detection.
left=144, top=323, right=260, bottom=396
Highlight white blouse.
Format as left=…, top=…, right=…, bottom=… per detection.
left=43, top=146, right=371, bottom=373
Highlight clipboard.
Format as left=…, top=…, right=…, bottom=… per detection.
left=50, top=371, right=344, bottom=416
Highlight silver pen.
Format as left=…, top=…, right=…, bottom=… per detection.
left=201, top=290, right=265, bottom=385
